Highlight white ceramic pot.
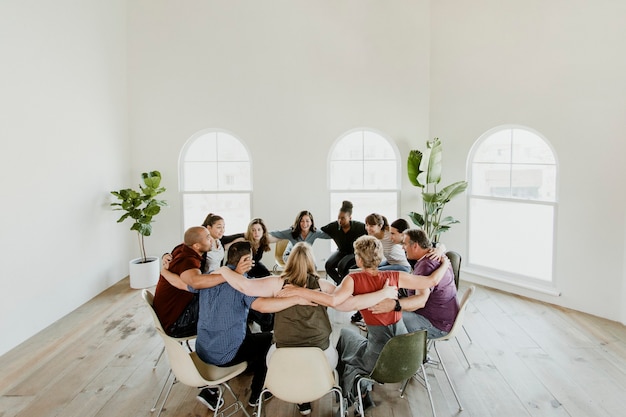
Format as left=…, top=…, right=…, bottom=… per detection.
left=129, top=256, right=160, bottom=289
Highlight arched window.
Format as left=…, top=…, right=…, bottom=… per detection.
left=329, top=129, right=400, bottom=223
left=180, top=130, right=251, bottom=234
left=468, top=126, right=557, bottom=287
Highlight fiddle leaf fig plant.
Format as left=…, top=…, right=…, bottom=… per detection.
left=407, top=138, right=467, bottom=243
left=111, top=171, right=167, bottom=263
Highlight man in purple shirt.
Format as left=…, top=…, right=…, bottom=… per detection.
left=401, top=229, right=458, bottom=338
left=368, top=229, right=458, bottom=339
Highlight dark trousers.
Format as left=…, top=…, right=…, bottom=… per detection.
left=167, top=294, right=199, bottom=338
left=221, top=331, right=272, bottom=397
left=325, top=251, right=357, bottom=284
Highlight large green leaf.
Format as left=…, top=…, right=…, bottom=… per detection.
left=408, top=211, right=425, bottom=227
left=425, top=138, right=442, bottom=186
left=407, top=150, right=424, bottom=187
left=438, top=181, right=468, bottom=203
left=142, top=171, right=162, bottom=189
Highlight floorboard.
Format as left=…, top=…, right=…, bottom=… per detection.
left=1, top=278, right=625, bottom=417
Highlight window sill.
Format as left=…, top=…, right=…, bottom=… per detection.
left=462, top=266, right=561, bottom=297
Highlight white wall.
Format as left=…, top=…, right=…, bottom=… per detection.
left=0, top=0, right=130, bottom=355
left=429, top=0, right=626, bottom=321
left=127, top=0, right=432, bottom=266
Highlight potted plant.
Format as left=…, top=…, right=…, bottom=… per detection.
left=111, top=171, right=167, bottom=288
left=407, top=138, right=468, bottom=243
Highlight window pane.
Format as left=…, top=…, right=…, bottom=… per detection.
left=217, top=134, right=249, bottom=161
left=183, top=162, right=218, bottom=191
left=511, top=164, right=556, bottom=201
left=363, top=132, right=395, bottom=160
left=363, top=161, right=397, bottom=189
left=471, top=163, right=511, bottom=197
left=183, top=193, right=251, bottom=234
left=185, top=133, right=217, bottom=162
left=512, top=129, right=556, bottom=164
left=468, top=198, right=553, bottom=281
left=473, top=130, right=511, bottom=163
left=331, top=132, right=363, bottom=161
left=218, top=162, right=251, bottom=190
left=330, top=161, right=363, bottom=189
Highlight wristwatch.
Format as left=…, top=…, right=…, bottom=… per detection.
left=394, top=299, right=402, bottom=312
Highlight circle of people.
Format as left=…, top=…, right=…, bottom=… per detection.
left=153, top=200, right=459, bottom=415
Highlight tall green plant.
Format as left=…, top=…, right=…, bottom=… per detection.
left=111, top=171, right=167, bottom=263
left=407, top=138, right=467, bottom=243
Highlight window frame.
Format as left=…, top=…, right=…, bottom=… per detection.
left=328, top=127, right=402, bottom=227
left=465, top=125, right=559, bottom=293
left=178, top=128, right=252, bottom=234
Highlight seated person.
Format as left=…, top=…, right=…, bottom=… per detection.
left=321, top=200, right=367, bottom=285
left=278, top=235, right=450, bottom=412
left=154, top=227, right=240, bottom=338
left=165, top=241, right=314, bottom=408
left=369, top=229, right=458, bottom=339
left=215, top=241, right=393, bottom=416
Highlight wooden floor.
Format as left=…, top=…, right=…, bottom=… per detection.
left=2, top=277, right=626, bottom=417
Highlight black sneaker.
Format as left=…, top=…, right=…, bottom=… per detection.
left=298, top=402, right=312, bottom=415
left=350, top=311, right=363, bottom=323
left=248, top=391, right=274, bottom=407
left=196, top=387, right=224, bottom=411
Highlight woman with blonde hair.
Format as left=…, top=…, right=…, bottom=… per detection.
left=278, top=235, right=450, bottom=413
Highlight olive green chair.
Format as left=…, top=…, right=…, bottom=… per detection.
left=355, top=330, right=435, bottom=417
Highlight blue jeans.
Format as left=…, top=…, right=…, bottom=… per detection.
left=402, top=311, right=448, bottom=339
left=378, top=261, right=411, bottom=272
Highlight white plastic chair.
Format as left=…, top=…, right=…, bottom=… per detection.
left=153, top=326, right=250, bottom=417
left=426, top=285, right=476, bottom=412
left=142, top=290, right=250, bottom=417
left=257, top=347, right=343, bottom=417
left=141, top=290, right=196, bottom=413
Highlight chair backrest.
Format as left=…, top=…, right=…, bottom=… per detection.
left=274, top=239, right=289, bottom=267
left=446, top=251, right=462, bottom=289
left=369, top=330, right=428, bottom=384
left=263, top=347, right=337, bottom=404
left=441, top=285, right=475, bottom=341
left=155, top=327, right=210, bottom=387
left=142, top=289, right=167, bottom=334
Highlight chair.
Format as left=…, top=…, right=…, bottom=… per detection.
left=143, top=290, right=248, bottom=417
left=154, top=327, right=251, bottom=417
left=257, top=347, right=343, bottom=417
left=272, top=239, right=290, bottom=273
left=355, top=330, right=435, bottom=417
left=141, top=290, right=195, bottom=368
left=141, top=290, right=197, bottom=413
left=426, top=285, right=476, bottom=412
left=446, top=250, right=473, bottom=344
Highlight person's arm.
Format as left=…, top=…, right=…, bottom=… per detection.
left=175, top=254, right=253, bottom=290
left=269, top=228, right=292, bottom=243
left=160, top=268, right=190, bottom=291
left=221, top=233, right=245, bottom=245
left=251, top=295, right=315, bottom=313
left=216, top=265, right=283, bottom=297
left=277, top=276, right=397, bottom=310
left=179, top=268, right=226, bottom=290
left=313, top=229, right=331, bottom=240
left=277, top=276, right=355, bottom=307
left=318, top=279, right=337, bottom=294
left=333, top=279, right=399, bottom=312
left=397, top=256, right=450, bottom=290
left=367, top=289, right=430, bottom=314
